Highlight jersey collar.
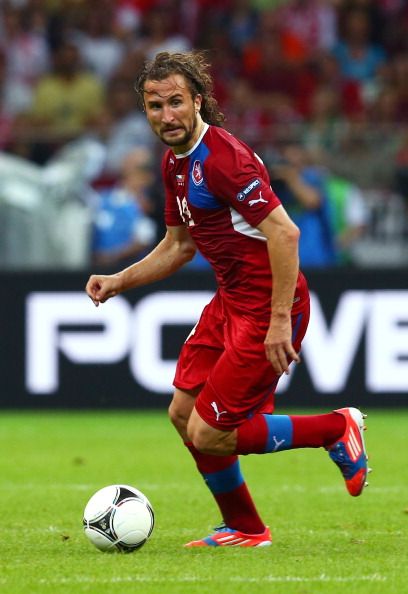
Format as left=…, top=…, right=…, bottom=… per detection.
left=174, top=123, right=209, bottom=159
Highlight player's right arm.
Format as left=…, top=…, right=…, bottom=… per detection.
left=257, top=206, right=301, bottom=375
left=85, top=225, right=196, bottom=306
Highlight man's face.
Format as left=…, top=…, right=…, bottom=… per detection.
left=54, top=44, right=80, bottom=77
left=143, top=74, right=202, bottom=153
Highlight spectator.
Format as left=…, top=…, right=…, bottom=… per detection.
left=394, top=130, right=408, bottom=208
left=222, top=77, right=272, bottom=149
left=0, top=44, right=31, bottom=117
left=91, top=147, right=157, bottom=267
left=221, top=0, right=259, bottom=55
left=0, top=50, right=15, bottom=149
left=73, top=1, right=126, bottom=82
left=368, top=86, right=400, bottom=128
left=390, top=52, right=408, bottom=122
left=0, top=0, right=405, bottom=274
left=203, top=33, right=241, bottom=108
left=341, top=0, right=383, bottom=45
left=186, top=0, right=233, bottom=48
left=113, top=0, right=145, bottom=42
left=276, top=0, right=337, bottom=61
left=132, top=5, right=191, bottom=61
left=326, top=175, right=369, bottom=265
left=242, top=11, right=309, bottom=121
left=332, top=7, right=387, bottom=103
left=0, top=4, right=49, bottom=113
left=302, top=84, right=347, bottom=159
left=265, top=141, right=337, bottom=268
left=312, top=51, right=364, bottom=118
left=376, top=0, right=408, bottom=55
left=87, top=76, right=156, bottom=178
left=27, top=39, right=104, bottom=159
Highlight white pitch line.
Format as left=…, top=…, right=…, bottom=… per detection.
left=0, top=483, right=172, bottom=491
left=317, top=486, right=408, bottom=494
left=233, top=574, right=387, bottom=583
left=0, top=483, right=407, bottom=494
left=0, top=482, right=408, bottom=495
left=3, top=573, right=385, bottom=586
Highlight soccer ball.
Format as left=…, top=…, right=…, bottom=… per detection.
left=83, top=484, right=154, bottom=552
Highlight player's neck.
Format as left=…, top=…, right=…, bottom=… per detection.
left=173, top=114, right=205, bottom=155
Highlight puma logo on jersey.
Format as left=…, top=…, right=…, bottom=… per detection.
left=211, top=401, right=228, bottom=422
left=248, top=192, right=268, bottom=206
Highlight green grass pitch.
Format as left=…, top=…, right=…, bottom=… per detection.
left=1, top=408, right=407, bottom=594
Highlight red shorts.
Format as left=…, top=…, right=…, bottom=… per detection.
left=173, top=289, right=310, bottom=430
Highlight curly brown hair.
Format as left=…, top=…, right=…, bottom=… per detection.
left=135, top=51, right=225, bottom=127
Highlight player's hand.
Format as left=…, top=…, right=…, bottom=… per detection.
left=85, top=274, right=122, bottom=306
left=264, top=314, right=300, bottom=375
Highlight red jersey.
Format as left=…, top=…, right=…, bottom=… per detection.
left=163, top=123, right=307, bottom=317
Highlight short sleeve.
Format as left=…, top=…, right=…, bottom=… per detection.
left=162, top=152, right=183, bottom=227
left=205, top=133, right=281, bottom=228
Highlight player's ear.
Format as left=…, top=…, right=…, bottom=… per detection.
left=194, top=94, right=202, bottom=113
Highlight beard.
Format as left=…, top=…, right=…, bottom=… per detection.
left=160, top=114, right=198, bottom=147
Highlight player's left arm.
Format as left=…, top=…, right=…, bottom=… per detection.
left=86, top=225, right=196, bottom=306
left=257, top=205, right=301, bottom=375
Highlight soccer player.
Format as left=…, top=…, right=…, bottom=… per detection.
left=85, top=51, right=370, bottom=548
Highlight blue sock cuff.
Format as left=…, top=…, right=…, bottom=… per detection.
left=263, top=414, right=293, bottom=453
left=202, top=459, right=244, bottom=495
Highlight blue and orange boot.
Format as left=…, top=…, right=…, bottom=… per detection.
left=184, top=523, right=272, bottom=547
left=327, top=407, right=371, bottom=496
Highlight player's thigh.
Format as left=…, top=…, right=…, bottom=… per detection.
left=194, top=303, right=310, bottom=431
left=291, top=299, right=310, bottom=353
left=194, top=311, right=276, bottom=430
left=173, top=292, right=226, bottom=393
left=195, top=347, right=277, bottom=431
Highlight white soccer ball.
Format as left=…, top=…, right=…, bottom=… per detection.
left=83, top=484, right=154, bottom=552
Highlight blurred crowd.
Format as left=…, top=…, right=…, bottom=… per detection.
left=1, top=0, right=408, bottom=270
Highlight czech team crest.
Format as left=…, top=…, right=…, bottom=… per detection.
left=192, top=160, right=204, bottom=186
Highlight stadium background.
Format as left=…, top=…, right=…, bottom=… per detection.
left=0, top=0, right=407, bottom=410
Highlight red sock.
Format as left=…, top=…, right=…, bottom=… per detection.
left=185, top=442, right=265, bottom=534
left=291, top=413, right=346, bottom=448
left=235, top=413, right=346, bottom=455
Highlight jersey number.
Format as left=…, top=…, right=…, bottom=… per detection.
left=176, top=196, right=195, bottom=227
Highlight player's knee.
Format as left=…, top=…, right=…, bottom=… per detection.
left=189, top=432, right=214, bottom=454
left=168, top=389, right=197, bottom=435
left=187, top=424, right=229, bottom=455
left=168, top=399, right=189, bottom=433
